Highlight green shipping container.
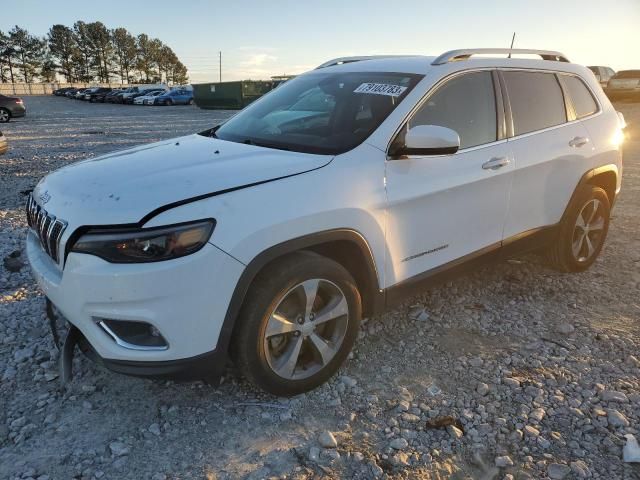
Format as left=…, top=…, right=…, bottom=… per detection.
left=193, top=80, right=275, bottom=110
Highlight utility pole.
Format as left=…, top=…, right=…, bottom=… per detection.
left=219, top=51, right=222, bottom=83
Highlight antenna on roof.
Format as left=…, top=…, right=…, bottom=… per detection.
left=508, top=32, right=516, bottom=58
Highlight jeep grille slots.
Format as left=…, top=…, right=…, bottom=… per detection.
left=26, top=195, right=67, bottom=263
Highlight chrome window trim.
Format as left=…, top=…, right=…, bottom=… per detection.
left=385, top=66, right=606, bottom=157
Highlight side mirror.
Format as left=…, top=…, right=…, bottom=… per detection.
left=392, top=125, right=460, bottom=157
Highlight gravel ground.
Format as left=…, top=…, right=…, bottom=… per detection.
left=1, top=96, right=639, bottom=480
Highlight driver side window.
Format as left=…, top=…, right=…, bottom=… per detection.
left=409, top=71, right=497, bottom=150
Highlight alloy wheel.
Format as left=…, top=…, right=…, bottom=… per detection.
left=0, top=109, right=9, bottom=123
left=572, top=198, right=605, bottom=262
left=263, top=278, right=349, bottom=380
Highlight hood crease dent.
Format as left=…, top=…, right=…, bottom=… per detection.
left=34, top=134, right=333, bottom=227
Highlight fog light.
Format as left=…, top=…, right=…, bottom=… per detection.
left=97, top=319, right=168, bottom=351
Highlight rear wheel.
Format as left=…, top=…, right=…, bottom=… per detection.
left=188, top=98, right=194, bottom=105
left=165, top=99, right=173, bottom=106
left=547, top=184, right=610, bottom=272
left=232, top=252, right=361, bottom=396
left=0, top=108, right=10, bottom=123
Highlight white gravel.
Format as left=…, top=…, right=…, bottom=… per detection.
left=1, top=96, right=639, bottom=479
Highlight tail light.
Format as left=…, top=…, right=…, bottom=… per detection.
left=15, top=99, right=23, bottom=104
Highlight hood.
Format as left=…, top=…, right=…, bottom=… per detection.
left=33, top=134, right=332, bottom=226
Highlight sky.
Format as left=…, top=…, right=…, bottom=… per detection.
left=3, top=0, right=640, bottom=83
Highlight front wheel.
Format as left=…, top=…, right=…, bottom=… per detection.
left=0, top=108, right=10, bottom=123
left=232, top=252, right=362, bottom=396
left=165, top=99, right=173, bottom=106
left=547, top=184, right=611, bottom=272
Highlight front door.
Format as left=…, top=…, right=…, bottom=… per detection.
left=385, top=70, right=513, bottom=286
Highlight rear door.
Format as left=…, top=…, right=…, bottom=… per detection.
left=501, top=70, right=592, bottom=239
left=385, top=70, right=514, bottom=285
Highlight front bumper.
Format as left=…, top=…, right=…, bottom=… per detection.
left=27, top=230, right=245, bottom=370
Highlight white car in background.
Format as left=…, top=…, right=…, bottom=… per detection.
left=587, top=66, right=616, bottom=89
left=27, top=49, right=624, bottom=396
left=134, top=91, right=165, bottom=105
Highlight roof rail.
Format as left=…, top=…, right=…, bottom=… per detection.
left=431, top=48, right=570, bottom=65
left=316, top=55, right=412, bottom=69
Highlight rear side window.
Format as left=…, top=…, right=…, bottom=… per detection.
left=410, top=71, right=497, bottom=149
left=563, top=75, right=598, bottom=119
left=503, top=71, right=566, bottom=136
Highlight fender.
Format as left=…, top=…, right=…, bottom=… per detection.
left=216, top=229, right=383, bottom=356
left=562, top=164, right=619, bottom=220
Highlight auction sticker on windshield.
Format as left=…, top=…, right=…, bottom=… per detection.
left=354, top=83, right=408, bottom=96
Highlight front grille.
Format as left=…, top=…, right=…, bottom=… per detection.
left=26, top=195, right=67, bottom=263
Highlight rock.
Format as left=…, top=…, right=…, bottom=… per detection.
left=607, top=409, right=630, bottom=427
left=151, top=474, right=167, bottom=480
left=10, top=416, right=27, bottom=429
left=339, top=375, right=357, bottom=388
left=308, top=446, right=320, bottom=462
left=476, top=382, right=490, bottom=396
left=109, top=441, right=130, bottom=457
left=570, top=460, right=590, bottom=477
left=502, top=377, right=520, bottom=388
left=447, top=425, right=463, bottom=439
left=3, top=255, right=24, bottom=272
left=557, top=323, right=574, bottom=334
left=602, top=390, right=629, bottom=403
left=626, top=355, right=640, bottom=367
left=401, top=413, right=420, bottom=423
left=389, top=437, right=408, bottom=450
left=148, top=423, right=161, bottom=436
left=495, top=455, right=514, bottom=467
left=353, top=451, right=364, bottom=462
left=318, top=430, right=337, bottom=448
left=548, top=463, right=571, bottom=479
left=529, top=408, right=545, bottom=422
left=623, top=434, right=640, bottom=463
left=14, top=347, right=35, bottom=363
left=524, top=425, right=540, bottom=437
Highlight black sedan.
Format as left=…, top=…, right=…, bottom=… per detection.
left=85, top=87, right=113, bottom=102
left=0, top=94, right=26, bottom=123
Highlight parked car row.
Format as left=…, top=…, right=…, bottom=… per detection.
left=587, top=66, right=640, bottom=101
left=52, top=86, right=194, bottom=106
left=0, top=94, right=26, bottom=123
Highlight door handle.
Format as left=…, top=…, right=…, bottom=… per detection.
left=482, top=156, right=510, bottom=170
left=569, top=136, right=589, bottom=148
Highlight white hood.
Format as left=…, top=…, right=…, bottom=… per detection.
left=33, top=134, right=332, bottom=226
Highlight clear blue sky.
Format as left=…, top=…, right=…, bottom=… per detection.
left=4, top=0, right=639, bottom=83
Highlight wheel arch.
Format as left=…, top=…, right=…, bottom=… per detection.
left=563, top=164, right=618, bottom=220
left=217, top=229, right=383, bottom=357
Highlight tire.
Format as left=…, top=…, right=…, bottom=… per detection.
left=165, top=99, right=173, bottom=106
left=232, top=251, right=362, bottom=396
left=547, top=184, right=610, bottom=272
left=188, top=98, right=194, bottom=105
left=0, top=108, right=10, bottom=123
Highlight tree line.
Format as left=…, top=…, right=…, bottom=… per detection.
left=0, top=23, right=188, bottom=85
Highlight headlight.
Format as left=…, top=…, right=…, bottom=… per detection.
left=71, top=219, right=215, bottom=263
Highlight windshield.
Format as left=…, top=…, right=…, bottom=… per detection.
left=211, top=71, right=423, bottom=155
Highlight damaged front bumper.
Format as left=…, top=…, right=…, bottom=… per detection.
left=46, top=298, right=227, bottom=384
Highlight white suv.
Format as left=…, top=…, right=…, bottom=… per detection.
left=27, top=49, right=624, bottom=396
